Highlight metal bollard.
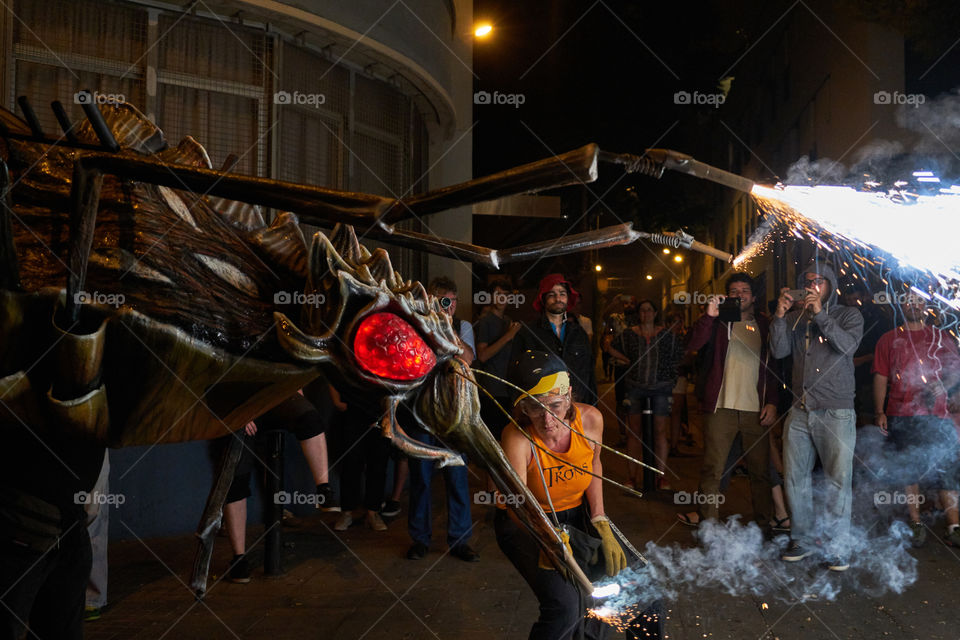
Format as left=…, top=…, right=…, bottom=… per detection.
left=642, top=396, right=656, bottom=492
left=264, top=430, right=284, bottom=575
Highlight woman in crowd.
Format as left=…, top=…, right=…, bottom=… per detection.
left=606, top=300, right=683, bottom=490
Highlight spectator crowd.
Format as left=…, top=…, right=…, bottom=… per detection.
left=33, top=265, right=960, bottom=640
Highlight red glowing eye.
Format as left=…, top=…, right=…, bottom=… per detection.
left=353, top=312, right=437, bottom=381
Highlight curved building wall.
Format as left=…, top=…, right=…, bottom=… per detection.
left=0, top=0, right=473, bottom=537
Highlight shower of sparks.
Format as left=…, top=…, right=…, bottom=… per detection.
left=746, top=184, right=960, bottom=285
left=734, top=183, right=960, bottom=329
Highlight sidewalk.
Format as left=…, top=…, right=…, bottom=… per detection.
left=84, top=384, right=960, bottom=639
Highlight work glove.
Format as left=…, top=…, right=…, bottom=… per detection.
left=591, top=515, right=627, bottom=577
left=538, top=528, right=574, bottom=571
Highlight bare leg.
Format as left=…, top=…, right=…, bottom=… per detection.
left=392, top=458, right=409, bottom=501
left=654, top=415, right=671, bottom=479
left=941, top=490, right=959, bottom=526
left=771, top=485, right=789, bottom=521
left=223, top=500, right=246, bottom=556
left=906, top=483, right=921, bottom=522
left=627, top=414, right=644, bottom=487
left=299, top=433, right=329, bottom=485
left=670, top=394, right=683, bottom=451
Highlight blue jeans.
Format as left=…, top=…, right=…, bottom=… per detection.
left=784, top=408, right=856, bottom=553
left=407, top=432, right=473, bottom=547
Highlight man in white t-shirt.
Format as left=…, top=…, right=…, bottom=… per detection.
left=678, top=273, right=779, bottom=527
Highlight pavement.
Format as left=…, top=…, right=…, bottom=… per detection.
left=84, top=383, right=960, bottom=639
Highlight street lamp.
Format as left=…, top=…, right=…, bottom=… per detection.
left=475, top=23, right=493, bottom=38
left=673, top=255, right=683, bottom=263
left=595, top=264, right=602, bottom=272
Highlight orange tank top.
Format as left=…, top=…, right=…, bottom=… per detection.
left=525, top=407, right=594, bottom=512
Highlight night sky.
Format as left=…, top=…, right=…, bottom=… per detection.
left=469, top=0, right=960, bottom=306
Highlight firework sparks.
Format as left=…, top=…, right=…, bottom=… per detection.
left=746, top=184, right=960, bottom=284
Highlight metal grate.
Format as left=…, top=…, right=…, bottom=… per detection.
left=11, top=0, right=146, bottom=136
left=155, top=13, right=271, bottom=176
left=14, top=0, right=146, bottom=65
left=156, top=84, right=261, bottom=174
left=5, top=0, right=430, bottom=289
left=352, top=131, right=403, bottom=197
left=275, top=44, right=349, bottom=188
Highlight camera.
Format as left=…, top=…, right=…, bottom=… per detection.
left=718, top=296, right=741, bottom=323
left=439, top=296, right=453, bottom=310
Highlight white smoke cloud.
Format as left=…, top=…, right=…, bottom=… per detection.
left=591, top=428, right=960, bottom=625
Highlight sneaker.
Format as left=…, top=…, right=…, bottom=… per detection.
left=909, top=521, right=927, bottom=548
left=333, top=512, right=354, bottom=531
left=406, top=541, right=428, bottom=560
left=824, top=556, right=850, bottom=572
left=366, top=511, right=388, bottom=531
left=316, top=483, right=341, bottom=512
left=380, top=499, right=402, bottom=517
left=227, top=553, right=251, bottom=583
left=944, top=526, right=960, bottom=547
left=84, top=606, right=101, bottom=622
left=781, top=541, right=813, bottom=562
left=450, top=544, right=480, bottom=562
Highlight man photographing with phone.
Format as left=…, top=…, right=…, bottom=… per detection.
left=770, top=262, right=863, bottom=571
left=678, top=273, right=779, bottom=528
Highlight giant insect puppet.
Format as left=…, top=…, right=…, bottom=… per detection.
left=0, top=95, right=739, bottom=596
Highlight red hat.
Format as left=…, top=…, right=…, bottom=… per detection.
left=533, top=273, right=580, bottom=312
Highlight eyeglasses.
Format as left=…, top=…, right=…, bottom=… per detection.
left=520, top=395, right=570, bottom=418
left=803, top=277, right=826, bottom=285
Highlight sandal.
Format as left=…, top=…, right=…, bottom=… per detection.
left=770, top=516, right=791, bottom=532
left=676, top=512, right=700, bottom=527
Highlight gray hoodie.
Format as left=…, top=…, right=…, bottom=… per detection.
left=769, top=263, right=864, bottom=410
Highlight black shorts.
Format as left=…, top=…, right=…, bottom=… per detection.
left=213, top=393, right=329, bottom=503
left=886, top=415, right=960, bottom=489
left=255, top=394, right=325, bottom=441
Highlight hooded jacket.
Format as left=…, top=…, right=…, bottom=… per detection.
left=769, top=263, right=864, bottom=410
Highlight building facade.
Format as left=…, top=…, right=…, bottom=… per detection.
left=0, top=0, right=474, bottom=536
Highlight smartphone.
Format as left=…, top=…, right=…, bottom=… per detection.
left=718, top=296, right=741, bottom=323
left=785, top=289, right=807, bottom=300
